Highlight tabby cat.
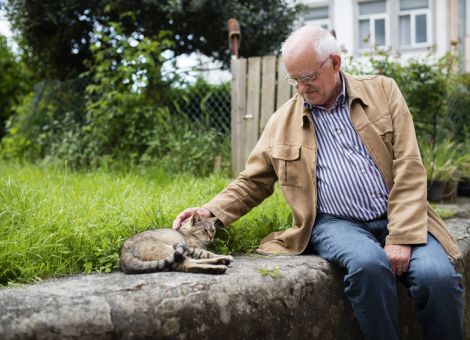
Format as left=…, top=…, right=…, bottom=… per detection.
left=120, top=212, right=233, bottom=274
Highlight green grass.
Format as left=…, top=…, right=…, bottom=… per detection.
left=0, top=160, right=291, bottom=285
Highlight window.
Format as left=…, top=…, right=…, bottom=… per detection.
left=358, top=0, right=388, bottom=49
left=398, top=0, right=430, bottom=47
left=303, top=5, right=330, bottom=30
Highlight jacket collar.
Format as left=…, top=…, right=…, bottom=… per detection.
left=343, top=72, right=369, bottom=108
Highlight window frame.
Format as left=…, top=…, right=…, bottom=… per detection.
left=398, top=6, right=432, bottom=48
left=303, top=5, right=331, bottom=31
left=357, top=1, right=390, bottom=51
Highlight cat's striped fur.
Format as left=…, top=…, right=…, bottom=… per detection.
left=120, top=212, right=233, bottom=274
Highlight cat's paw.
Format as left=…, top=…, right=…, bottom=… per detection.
left=211, top=255, right=233, bottom=266
left=213, top=265, right=228, bottom=274
left=221, top=255, right=234, bottom=266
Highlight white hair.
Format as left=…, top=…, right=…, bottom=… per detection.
left=282, top=25, right=341, bottom=60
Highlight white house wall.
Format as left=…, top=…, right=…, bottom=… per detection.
left=295, top=0, right=468, bottom=69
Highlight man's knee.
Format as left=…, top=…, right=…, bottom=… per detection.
left=409, top=258, right=462, bottom=303
left=347, top=253, right=393, bottom=281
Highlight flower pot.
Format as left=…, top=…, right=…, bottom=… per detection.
left=427, top=181, right=447, bottom=202
left=443, top=179, right=459, bottom=202
left=458, top=178, right=470, bottom=197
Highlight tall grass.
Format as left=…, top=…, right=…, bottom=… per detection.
left=0, top=160, right=291, bottom=285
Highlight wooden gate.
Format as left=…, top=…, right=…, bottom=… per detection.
left=230, top=56, right=293, bottom=176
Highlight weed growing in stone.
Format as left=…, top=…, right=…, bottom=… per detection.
left=256, top=266, right=282, bottom=278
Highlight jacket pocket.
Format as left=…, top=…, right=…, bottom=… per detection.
left=371, top=114, right=393, bottom=134
left=371, top=115, right=393, bottom=154
left=271, top=144, right=303, bottom=187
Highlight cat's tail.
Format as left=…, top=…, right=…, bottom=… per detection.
left=120, top=243, right=189, bottom=274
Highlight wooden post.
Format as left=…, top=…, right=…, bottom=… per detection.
left=260, top=56, right=277, bottom=134
left=231, top=58, right=247, bottom=176
left=243, top=57, right=261, bottom=167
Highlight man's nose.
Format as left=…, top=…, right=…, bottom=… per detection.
left=296, top=82, right=310, bottom=92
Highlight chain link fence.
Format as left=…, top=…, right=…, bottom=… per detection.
left=29, top=74, right=232, bottom=135
left=166, top=80, right=231, bottom=135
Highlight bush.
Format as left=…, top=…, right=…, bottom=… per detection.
left=0, top=35, right=31, bottom=138
left=0, top=79, right=90, bottom=162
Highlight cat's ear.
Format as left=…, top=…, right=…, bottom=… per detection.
left=191, top=211, right=201, bottom=225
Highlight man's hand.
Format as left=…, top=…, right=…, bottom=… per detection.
left=172, top=207, right=213, bottom=230
left=384, top=244, right=412, bottom=276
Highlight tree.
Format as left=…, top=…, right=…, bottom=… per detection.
left=4, top=0, right=103, bottom=79
left=5, top=0, right=302, bottom=80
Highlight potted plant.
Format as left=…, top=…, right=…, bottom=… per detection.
left=420, top=139, right=460, bottom=202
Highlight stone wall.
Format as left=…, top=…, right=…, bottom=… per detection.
left=0, top=217, right=469, bottom=339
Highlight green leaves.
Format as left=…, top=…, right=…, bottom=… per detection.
left=0, top=35, right=30, bottom=138
left=420, top=139, right=461, bottom=182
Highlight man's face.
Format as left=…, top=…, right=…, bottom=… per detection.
left=284, top=48, right=340, bottom=107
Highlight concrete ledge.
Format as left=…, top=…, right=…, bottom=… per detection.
left=1, top=218, right=469, bottom=340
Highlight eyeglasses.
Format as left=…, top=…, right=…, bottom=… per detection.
left=285, top=58, right=329, bottom=86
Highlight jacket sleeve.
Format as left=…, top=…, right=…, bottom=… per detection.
left=384, top=77, right=428, bottom=245
left=203, top=119, right=278, bottom=226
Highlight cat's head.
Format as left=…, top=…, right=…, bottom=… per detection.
left=179, top=211, right=221, bottom=248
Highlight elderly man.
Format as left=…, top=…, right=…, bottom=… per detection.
left=174, top=26, right=463, bottom=339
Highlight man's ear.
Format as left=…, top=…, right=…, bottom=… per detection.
left=330, top=53, right=342, bottom=71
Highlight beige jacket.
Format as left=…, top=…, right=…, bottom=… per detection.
left=204, top=73, right=461, bottom=260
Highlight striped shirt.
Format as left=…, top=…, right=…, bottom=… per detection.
left=304, top=72, right=389, bottom=221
